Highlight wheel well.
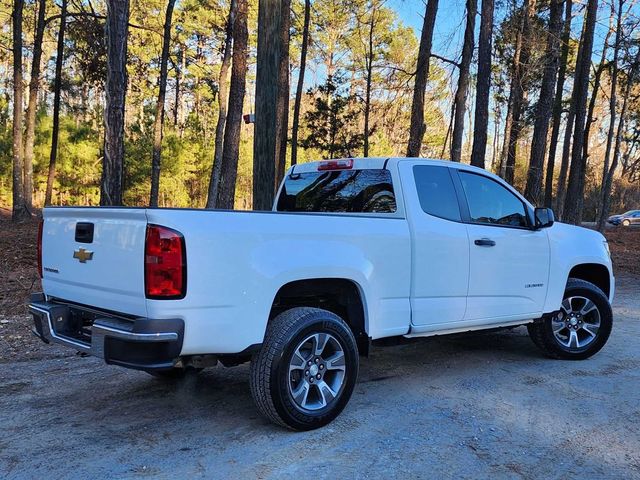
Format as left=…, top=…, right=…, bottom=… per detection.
left=270, top=279, right=369, bottom=356
left=568, top=263, right=610, bottom=297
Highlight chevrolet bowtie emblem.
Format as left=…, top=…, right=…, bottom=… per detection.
left=73, top=248, right=94, bottom=263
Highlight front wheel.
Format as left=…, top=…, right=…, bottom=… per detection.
left=528, top=278, right=612, bottom=360
left=250, top=307, right=359, bottom=430
left=622, top=219, right=631, bottom=227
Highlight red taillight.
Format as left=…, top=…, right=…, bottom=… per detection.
left=145, top=225, right=186, bottom=299
left=37, top=219, right=43, bottom=279
left=318, top=158, right=353, bottom=171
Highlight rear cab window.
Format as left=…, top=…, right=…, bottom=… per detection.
left=276, top=169, right=397, bottom=213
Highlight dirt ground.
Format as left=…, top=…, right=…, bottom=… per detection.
left=1, top=209, right=639, bottom=479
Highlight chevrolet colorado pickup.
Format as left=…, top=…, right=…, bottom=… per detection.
left=30, top=157, right=614, bottom=430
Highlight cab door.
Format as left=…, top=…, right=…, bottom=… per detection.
left=454, top=170, right=550, bottom=321
left=399, top=162, right=469, bottom=327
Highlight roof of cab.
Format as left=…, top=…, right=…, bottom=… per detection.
left=286, top=157, right=526, bottom=206
left=288, top=157, right=490, bottom=176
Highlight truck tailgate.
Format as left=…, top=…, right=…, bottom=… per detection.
left=41, top=208, right=148, bottom=317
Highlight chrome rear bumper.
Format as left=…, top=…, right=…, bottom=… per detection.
left=29, top=293, right=184, bottom=371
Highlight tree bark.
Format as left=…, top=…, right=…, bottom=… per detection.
left=216, top=0, right=248, bottom=209
left=101, top=0, right=130, bottom=206
left=599, top=48, right=639, bottom=231
left=363, top=6, right=376, bottom=158
left=253, top=0, right=283, bottom=210
left=451, top=0, right=476, bottom=163
left=406, top=0, right=439, bottom=157
left=498, top=1, right=526, bottom=178
left=290, top=0, right=311, bottom=166
left=470, top=0, right=494, bottom=168
left=504, top=0, right=536, bottom=185
left=12, top=0, right=29, bottom=222
left=173, top=46, right=183, bottom=128
left=562, top=0, right=598, bottom=224
left=581, top=31, right=610, bottom=181
left=149, top=0, right=176, bottom=207
left=23, top=0, right=46, bottom=212
left=274, top=0, right=291, bottom=188
left=543, top=0, right=572, bottom=207
left=524, top=0, right=563, bottom=204
left=597, top=0, right=625, bottom=231
left=206, top=0, right=237, bottom=209
left=555, top=3, right=585, bottom=216
left=45, top=0, right=67, bottom=206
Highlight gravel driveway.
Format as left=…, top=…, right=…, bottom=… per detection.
left=1, top=274, right=639, bottom=479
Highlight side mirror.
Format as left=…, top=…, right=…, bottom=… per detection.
left=534, top=207, right=555, bottom=229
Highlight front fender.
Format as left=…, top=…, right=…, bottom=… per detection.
left=543, top=222, right=614, bottom=313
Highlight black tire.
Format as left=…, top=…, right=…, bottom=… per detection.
left=622, top=219, right=630, bottom=227
left=250, top=307, right=359, bottom=431
left=528, top=278, right=612, bottom=360
left=146, top=366, right=202, bottom=379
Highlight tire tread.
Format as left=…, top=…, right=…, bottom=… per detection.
left=250, top=307, right=325, bottom=429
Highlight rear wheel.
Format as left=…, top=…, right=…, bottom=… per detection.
left=250, top=307, right=359, bottom=430
left=622, top=219, right=631, bottom=227
left=528, top=278, right=612, bottom=360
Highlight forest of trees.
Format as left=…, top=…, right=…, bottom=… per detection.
left=1, top=0, right=639, bottom=229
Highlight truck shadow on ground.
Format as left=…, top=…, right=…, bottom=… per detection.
left=91, top=327, right=545, bottom=425
left=4, top=321, right=636, bottom=478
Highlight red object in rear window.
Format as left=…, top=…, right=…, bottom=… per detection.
left=145, top=225, right=186, bottom=299
left=37, top=219, right=43, bottom=279
left=318, top=159, right=353, bottom=171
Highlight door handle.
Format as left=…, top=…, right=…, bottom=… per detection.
left=474, top=238, right=496, bottom=247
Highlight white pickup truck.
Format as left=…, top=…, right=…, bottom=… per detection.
left=30, top=157, right=614, bottom=430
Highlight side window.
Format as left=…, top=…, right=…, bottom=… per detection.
left=276, top=169, right=396, bottom=213
left=459, top=171, right=528, bottom=228
left=413, top=165, right=461, bottom=221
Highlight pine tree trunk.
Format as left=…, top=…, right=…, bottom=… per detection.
left=599, top=48, right=639, bottom=231
left=451, top=0, right=476, bottom=163
left=543, top=0, right=572, bottom=207
left=290, top=0, right=310, bottom=166
left=363, top=8, right=376, bottom=158
left=12, top=0, right=29, bottom=222
left=597, top=0, right=625, bottom=231
left=45, top=0, right=67, bottom=206
left=274, top=0, right=291, bottom=188
left=253, top=0, right=283, bottom=210
left=470, top=0, right=494, bottom=168
left=498, top=92, right=514, bottom=177
left=562, top=0, right=598, bottom=224
left=498, top=1, right=526, bottom=179
left=149, top=0, right=176, bottom=207
left=173, top=47, right=183, bottom=127
left=22, top=0, right=46, bottom=212
left=555, top=5, right=585, bottom=217
left=504, top=0, right=536, bottom=185
left=216, top=0, right=248, bottom=209
left=206, top=0, right=237, bottom=208
left=524, top=0, right=563, bottom=204
left=406, top=0, right=439, bottom=157
left=583, top=6, right=616, bottom=185
left=101, top=0, right=130, bottom=206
